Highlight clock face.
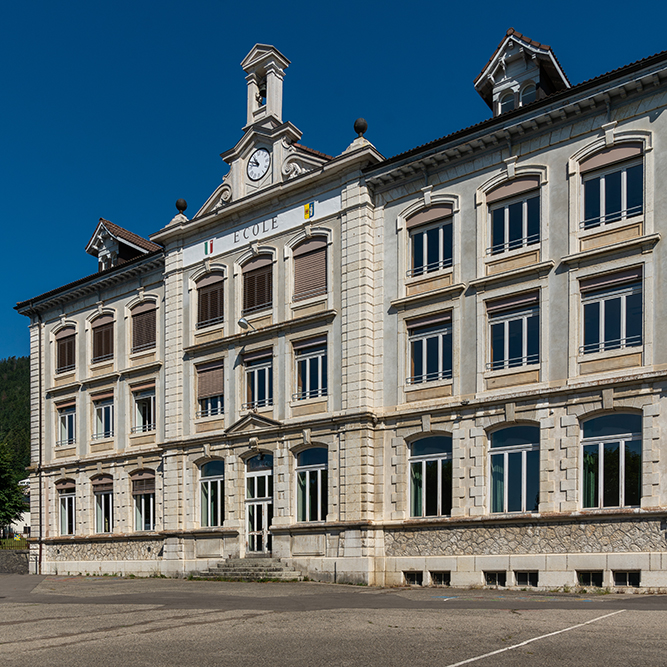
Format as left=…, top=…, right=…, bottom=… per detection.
left=247, top=148, right=271, bottom=181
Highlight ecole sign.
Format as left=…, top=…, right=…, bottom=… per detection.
left=183, top=189, right=341, bottom=268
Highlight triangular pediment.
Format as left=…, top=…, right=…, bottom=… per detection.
left=225, top=412, right=283, bottom=434
left=241, top=44, right=290, bottom=74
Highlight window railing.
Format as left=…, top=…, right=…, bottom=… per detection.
left=56, top=364, right=75, bottom=374
left=91, top=430, right=114, bottom=440
left=579, top=334, right=642, bottom=355
left=406, top=369, right=453, bottom=385
left=91, top=353, right=113, bottom=364
left=196, top=406, right=224, bottom=418
left=242, top=302, right=271, bottom=315
left=486, top=233, right=540, bottom=256
left=406, top=257, right=453, bottom=278
left=580, top=204, right=643, bottom=230
left=196, top=315, right=224, bottom=329
left=486, top=352, right=539, bottom=371
left=131, top=341, right=156, bottom=353
left=292, top=388, right=328, bottom=401
left=242, top=398, right=273, bottom=410
left=131, top=423, right=156, bottom=434
left=56, top=437, right=75, bottom=447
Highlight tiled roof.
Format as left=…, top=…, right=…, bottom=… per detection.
left=86, top=218, right=162, bottom=254
left=293, top=143, right=334, bottom=160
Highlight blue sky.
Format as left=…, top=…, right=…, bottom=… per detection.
left=2, top=0, right=666, bottom=359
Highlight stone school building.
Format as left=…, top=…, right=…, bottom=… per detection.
left=16, top=31, right=667, bottom=588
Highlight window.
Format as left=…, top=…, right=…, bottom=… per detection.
left=197, top=272, right=224, bottom=328
left=516, top=571, right=539, bottom=587
left=581, top=144, right=643, bottom=229
left=243, top=349, right=273, bottom=410
left=243, top=255, right=272, bottom=314
left=582, top=414, right=642, bottom=509
left=91, top=315, right=114, bottom=363
left=499, top=93, right=515, bottom=114
left=293, top=337, right=327, bottom=400
left=197, top=360, right=224, bottom=417
left=407, top=312, right=452, bottom=384
left=490, top=426, right=540, bottom=513
left=56, top=480, right=75, bottom=535
left=577, top=571, right=603, bottom=587
left=132, top=386, right=155, bottom=433
left=406, top=205, right=453, bottom=277
left=200, top=461, right=224, bottom=527
left=131, top=471, right=155, bottom=531
left=520, top=83, right=537, bottom=106
left=488, top=191, right=540, bottom=255
left=131, top=301, right=156, bottom=352
left=430, top=571, right=451, bottom=586
left=56, top=401, right=76, bottom=446
left=296, top=448, right=328, bottom=522
left=92, top=394, right=114, bottom=440
left=92, top=475, right=113, bottom=533
left=55, top=327, right=76, bottom=373
left=614, top=571, right=640, bottom=587
left=410, top=436, right=453, bottom=517
left=487, top=291, right=539, bottom=370
left=485, top=571, right=506, bottom=587
left=404, top=571, right=423, bottom=586
left=293, top=237, right=327, bottom=300
left=580, top=268, right=642, bottom=355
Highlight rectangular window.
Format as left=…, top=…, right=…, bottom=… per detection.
left=407, top=313, right=452, bottom=384
left=583, top=438, right=641, bottom=508
left=57, top=405, right=76, bottom=446
left=94, top=481, right=113, bottom=534
left=92, top=319, right=114, bottom=363
left=491, top=446, right=540, bottom=513
left=93, top=398, right=114, bottom=440
left=577, top=571, right=603, bottom=587
left=197, top=274, right=224, bottom=328
left=487, top=292, right=539, bottom=370
left=293, top=338, right=327, bottom=401
left=197, top=361, right=224, bottom=417
left=56, top=334, right=76, bottom=373
left=132, top=477, right=155, bottom=531
left=582, top=162, right=643, bottom=229
left=515, top=571, right=539, bottom=587
left=59, top=491, right=75, bottom=535
left=244, top=350, right=273, bottom=410
left=485, top=571, right=507, bottom=587
left=132, top=305, right=156, bottom=352
left=581, top=271, right=642, bottom=355
left=243, top=257, right=272, bottom=314
left=132, top=389, right=156, bottom=433
left=489, top=193, right=540, bottom=255
left=409, top=218, right=453, bottom=277
left=614, top=571, right=640, bottom=587
left=293, top=238, right=327, bottom=300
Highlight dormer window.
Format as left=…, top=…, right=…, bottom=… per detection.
left=520, top=83, right=537, bottom=106
left=500, top=93, right=515, bottom=114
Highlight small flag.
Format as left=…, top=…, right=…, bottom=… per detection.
left=204, top=240, right=213, bottom=255
left=304, top=202, right=315, bottom=220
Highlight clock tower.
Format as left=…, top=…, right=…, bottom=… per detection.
left=201, top=44, right=330, bottom=211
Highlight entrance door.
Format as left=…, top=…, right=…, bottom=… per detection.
left=246, top=454, right=273, bottom=554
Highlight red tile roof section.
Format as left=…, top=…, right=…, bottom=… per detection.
left=87, top=218, right=162, bottom=253
left=293, top=143, right=333, bottom=160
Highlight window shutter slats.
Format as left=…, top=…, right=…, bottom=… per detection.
left=93, top=323, right=114, bottom=362
left=405, top=205, right=454, bottom=230
left=132, top=309, right=156, bottom=352
left=198, top=283, right=223, bottom=325
left=198, top=362, right=224, bottom=399
left=243, top=266, right=272, bottom=313
left=486, top=177, right=540, bottom=204
left=486, top=290, right=540, bottom=315
left=580, top=142, right=643, bottom=174
left=580, top=267, right=643, bottom=293
left=57, top=335, right=76, bottom=372
left=294, top=247, right=326, bottom=300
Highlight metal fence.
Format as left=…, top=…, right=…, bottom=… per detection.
left=0, top=536, right=29, bottom=550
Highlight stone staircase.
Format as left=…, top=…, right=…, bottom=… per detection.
left=195, top=557, right=304, bottom=581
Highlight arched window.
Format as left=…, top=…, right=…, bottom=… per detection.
left=131, top=301, right=156, bottom=352
left=490, top=426, right=539, bottom=513
left=243, top=255, right=272, bottom=314
left=409, top=436, right=452, bottom=517
left=296, top=448, right=327, bottom=522
left=91, top=314, right=114, bottom=363
left=55, top=479, right=75, bottom=535
left=520, top=83, right=537, bottom=106
left=196, top=272, right=224, bottom=328
left=92, top=475, right=113, bottom=533
left=500, top=92, right=515, bottom=114
left=406, top=205, right=453, bottom=277
left=200, top=461, right=225, bottom=527
left=55, top=327, right=76, bottom=373
left=582, top=414, right=642, bottom=508
left=131, top=470, right=155, bottom=531
left=293, top=237, right=327, bottom=301
left=246, top=454, right=273, bottom=553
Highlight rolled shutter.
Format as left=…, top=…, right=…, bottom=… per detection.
left=243, top=264, right=272, bottom=313
left=57, top=335, right=76, bottom=372
left=132, top=307, right=156, bottom=351
left=580, top=267, right=642, bottom=293
left=93, top=322, right=114, bottom=361
left=294, top=239, right=327, bottom=301
left=580, top=143, right=643, bottom=174
left=406, top=311, right=452, bottom=332
left=486, top=290, right=539, bottom=315
left=197, top=360, right=224, bottom=399
left=486, top=176, right=540, bottom=204
left=405, top=204, right=454, bottom=230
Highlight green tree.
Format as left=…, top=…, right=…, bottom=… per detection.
left=0, top=442, right=25, bottom=528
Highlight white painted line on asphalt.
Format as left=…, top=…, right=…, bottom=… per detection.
left=443, top=609, right=627, bottom=667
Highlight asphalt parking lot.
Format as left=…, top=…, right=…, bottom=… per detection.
left=1, top=574, right=666, bottom=666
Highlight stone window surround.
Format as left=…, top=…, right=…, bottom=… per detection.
left=125, top=294, right=160, bottom=359
left=284, top=226, right=333, bottom=309
left=188, top=263, right=228, bottom=342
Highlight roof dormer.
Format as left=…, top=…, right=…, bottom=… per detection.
left=475, top=28, right=570, bottom=117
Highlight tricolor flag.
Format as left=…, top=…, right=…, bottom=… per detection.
left=304, top=202, right=315, bottom=220
left=204, top=240, right=213, bottom=255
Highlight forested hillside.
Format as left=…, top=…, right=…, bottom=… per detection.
left=0, top=357, right=30, bottom=481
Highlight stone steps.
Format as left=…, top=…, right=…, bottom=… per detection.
left=195, top=557, right=304, bottom=581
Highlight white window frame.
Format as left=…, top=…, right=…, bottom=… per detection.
left=200, top=467, right=224, bottom=528
left=580, top=282, right=642, bottom=355
left=499, top=92, right=515, bottom=114
left=93, top=399, right=114, bottom=440
left=409, top=441, right=453, bottom=518
left=293, top=345, right=328, bottom=401
left=95, top=490, right=113, bottom=533
left=488, top=307, right=539, bottom=370
left=487, top=191, right=540, bottom=255
left=296, top=450, right=327, bottom=522
left=57, top=407, right=76, bottom=446
left=59, top=492, right=75, bottom=535
left=134, top=492, right=155, bottom=531
left=244, top=356, right=273, bottom=410
left=198, top=394, right=224, bottom=418
left=407, top=323, right=452, bottom=385
left=132, top=390, right=156, bottom=433
left=489, top=440, right=540, bottom=513
left=407, top=218, right=453, bottom=277
left=520, top=83, right=537, bottom=106
left=580, top=159, right=643, bottom=229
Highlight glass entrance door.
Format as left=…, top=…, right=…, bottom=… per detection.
left=246, top=454, right=273, bottom=553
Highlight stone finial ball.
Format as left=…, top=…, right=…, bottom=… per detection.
left=175, top=199, right=188, bottom=213
left=354, top=118, right=368, bottom=137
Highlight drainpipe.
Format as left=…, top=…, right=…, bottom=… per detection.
left=36, top=309, right=43, bottom=575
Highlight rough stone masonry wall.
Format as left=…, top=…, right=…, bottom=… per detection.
left=44, top=539, right=164, bottom=561
left=0, top=550, right=29, bottom=574
left=384, top=518, right=667, bottom=557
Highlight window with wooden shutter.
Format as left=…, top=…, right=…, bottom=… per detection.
left=293, top=238, right=327, bottom=301
left=243, top=256, right=272, bottom=314
left=92, top=315, right=114, bottom=363
left=197, top=360, right=224, bottom=417
left=55, top=327, right=76, bottom=373
left=197, top=273, right=224, bottom=328
left=131, top=302, right=156, bottom=352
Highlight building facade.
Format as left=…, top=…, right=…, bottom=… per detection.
left=16, top=32, right=667, bottom=589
